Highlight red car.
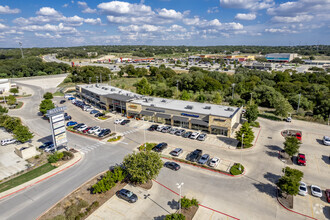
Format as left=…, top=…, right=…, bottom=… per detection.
left=297, top=153, right=306, bottom=166
left=83, top=127, right=92, bottom=133
left=295, top=133, right=302, bottom=141
left=326, top=189, right=330, bottom=203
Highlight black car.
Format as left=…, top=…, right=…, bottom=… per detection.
left=64, top=115, right=72, bottom=120
left=98, top=129, right=111, bottom=137
left=189, top=149, right=203, bottom=162
left=60, top=100, right=66, bottom=104
left=95, top=113, right=105, bottom=117
left=73, top=123, right=85, bottom=130
left=39, top=141, right=53, bottom=149
left=182, top=131, right=193, bottom=138
left=148, top=124, right=158, bottom=131
left=116, top=189, right=138, bottom=203
left=153, top=142, right=168, bottom=152
left=175, top=129, right=185, bottom=136
left=164, top=162, right=181, bottom=171
left=121, top=120, right=130, bottom=125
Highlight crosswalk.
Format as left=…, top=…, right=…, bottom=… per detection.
left=75, top=141, right=105, bottom=154
left=122, top=129, right=140, bottom=136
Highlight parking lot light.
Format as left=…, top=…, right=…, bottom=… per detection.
left=176, top=182, right=184, bottom=214
left=240, top=133, right=244, bottom=171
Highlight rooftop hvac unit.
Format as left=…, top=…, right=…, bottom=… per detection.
left=148, top=98, right=154, bottom=101
left=161, top=99, right=166, bottom=103
left=111, top=88, right=115, bottom=91
left=144, top=98, right=148, bottom=102
left=225, top=107, right=234, bottom=112
left=102, top=87, right=105, bottom=89
left=151, top=104, right=155, bottom=107
left=204, top=106, right=211, bottom=110
left=185, top=105, right=193, bottom=110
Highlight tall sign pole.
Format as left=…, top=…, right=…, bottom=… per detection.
left=47, top=106, right=68, bottom=151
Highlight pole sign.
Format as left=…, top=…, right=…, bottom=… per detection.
left=47, top=106, right=68, bottom=150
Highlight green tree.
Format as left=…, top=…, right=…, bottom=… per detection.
left=276, top=167, right=303, bottom=196
left=9, top=88, right=19, bottom=96
left=283, top=167, right=303, bottom=181
left=13, top=125, right=34, bottom=143
left=180, top=90, right=190, bottom=100
left=3, top=116, right=21, bottom=132
left=273, top=96, right=293, bottom=117
left=212, top=92, right=222, bottom=104
left=39, top=99, right=55, bottom=115
left=284, top=136, right=301, bottom=157
left=43, top=92, right=53, bottom=99
left=7, top=95, right=16, bottom=105
left=0, top=105, right=8, bottom=114
left=135, top=77, right=153, bottom=95
left=122, top=151, right=163, bottom=184
left=235, top=122, right=255, bottom=148
left=165, top=213, right=185, bottom=220
left=245, top=104, right=258, bottom=123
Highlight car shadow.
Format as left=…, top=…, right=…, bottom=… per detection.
left=154, top=215, right=166, bottom=220
left=264, top=172, right=281, bottom=184
left=323, top=206, right=330, bottom=219
left=265, top=151, right=279, bottom=158
left=316, top=139, right=323, bottom=145
left=265, top=145, right=282, bottom=151
left=253, top=182, right=277, bottom=198
left=167, top=199, right=179, bottom=210
left=321, top=155, right=329, bottom=164
left=37, top=135, right=53, bottom=143
left=217, top=136, right=239, bottom=147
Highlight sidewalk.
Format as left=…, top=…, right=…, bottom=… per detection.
left=0, top=152, right=83, bottom=200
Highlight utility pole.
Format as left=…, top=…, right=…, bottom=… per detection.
left=108, top=74, right=111, bottom=86
left=19, top=42, right=24, bottom=59
left=100, top=73, right=102, bottom=84
left=239, top=133, right=244, bottom=171
left=297, top=93, right=301, bottom=113
left=89, top=77, right=91, bottom=84
left=231, top=83, right=236, bottom=99
left=250, top=92, right=253, bottom=105
left=176, top=182, right=184, bottom=214
left=96, top=76, right=99, bottom=85
left=176, top=80, right=179, bottom=93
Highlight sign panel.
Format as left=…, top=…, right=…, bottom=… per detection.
left=52, top=120, right=65, bottom=129
left=54, top=126, right=66, bottom=135
left=48, top=107, right=68, bottom=150
left=51, top=114, right=64, bottom=123
left=47, top=106, right=67, bottom=115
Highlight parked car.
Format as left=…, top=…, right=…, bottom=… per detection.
left=298, top=182, right=308, bottom=196
left=169, top=128, right=179, bottom=134
left=175, top=129, right=185, bottom=136
left=83, top=127, right=92, bottom=133
left=209, top=157, right=220, bottom=167
left=311, top=185, right=322, bottom=197
left=116, top=189, right=138, bottom=203
left=77, top=125, right=88, bottom=131
left=170, top=148, right=183, bottom=157
left=83, top=105, right=91, bottom=111
left=68, top=97, right=75, bottom=100
left=326, top=189, right=330, bottom=203
left=114, top=119, right=124, bottom=124
left=99, top=129, right=111, bottom=137
left=90, top=110, right=100, bottom=114
left=182, top=131, right=192, bottom=138
left=1, top=139, right=17, bottom=146
left=148, top=124, right=158, bottom=131
left=85, top=107, right=93, bottom=112
left=189, top=132, right=200, bottom=140
left=39, top=141, right=53, bottom=149
left=44, top=144, right=55, bottom=153
left=297, top=153, right=306, bottom=166
left=64, top=115, right=72, bottom=120
left=198, top=154, right=210, bottom=165
left=95, top=113, right=105, bottom=117
left=153, top=142, right=168, bottom=152
left=285, top=117, right=292, bottom=122
left=60, top=100, right=66, bottom=104
left=156, top=125, right=165, bottom=131
left=88, top=126, right=100, bottom=134
left=295, top=132, right=302, bottom=141
left=94, top=128, right=103, bottom=136
left=73, top=123, right=85, bottom=130
left=197, top=133, right=207, bottom=141
left=66, top=121, right=77, bottom=126
left=323, top=136, right=330, bottom=146
left=161, top=126, right=172, bottom=133
left=189, top=149, right=203, bottom=162
left=164, top=162, right=181, bottom=171
left=121, top=120, right=130, bottom=125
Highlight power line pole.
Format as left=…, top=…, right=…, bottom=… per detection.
left=297, top=93, right=301, bottom=113
left=176, top=80, right=179, bottom=93
left=108, top=74, right=111, bottom=86
left=89, top=77, right=91, bottom=84
left=19, top=42, right=24, bottom=59
left=100, top=73, right=102, bottom=84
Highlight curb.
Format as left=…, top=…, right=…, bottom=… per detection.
left=67, top=129, right=104, bottom=140
left=276, top=190, right=318, bottom=220
left=161, top=156, right=246, bottom=177
left=152, top=179, right=240, bottom=220
left=0, top=154, right=82, bottom=201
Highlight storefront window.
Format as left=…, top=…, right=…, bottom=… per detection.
left=157, top=117, right=165, bottom=124
left=165, top=119, right=171, bottom=125
left=191, top=124, right=209, bottom=132
left=211, top=128, right=228, bottom=136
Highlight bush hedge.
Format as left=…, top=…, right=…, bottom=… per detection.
left=250, top=121, right=260, bottom=128
left=230, top=163, right=244, bottom=175
left=92, top=166, right=126, bottom=194
left=258, top=113, right=281, bottom=121
left=179, top=196, right=199, bottom=209
left=165, top=213, right=186, bottom=220
left=47, top=151, right=64, bottom=163
left=138, top=142, right=157, bottom=152
left=107, top=136, right=122, bottom=142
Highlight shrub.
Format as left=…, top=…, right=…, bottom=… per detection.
left=92, top=166, right=126, bottom=194
left=138, top=142, right=157, bottom=151
left=107, top=136, right=122, bottom=142
left=165, top=213, right=186, bottom=220
left=250, top=121, right=260, bottom=128
left=47, top=151, right=64, bottom=163
left=179, top=196, right=199, bottom=209
left=258, top=113, right=281, bottom=121
left=62, top=151, right=74, bottom=160
left=230, top=163, right=244, bottom=175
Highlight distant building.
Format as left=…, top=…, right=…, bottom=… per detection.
left=0, top=79, right=10, bottom=94
left=87, top=52, right=98, bottom=57
left=244, top=62, right=275, bottom=70
left=303, top=60, right=330, bottom=65
left=265, top=53, right=298, bottom=62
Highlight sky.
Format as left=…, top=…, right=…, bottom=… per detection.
left=0, top=0, right=329, bottom=48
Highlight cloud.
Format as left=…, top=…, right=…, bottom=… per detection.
left=272, top=14, right=313, bottom=23
left=37, top=7, right=62, bottom=17
left=207, top=7, right=219, bottom=14
left=20, top=23, right=78, bottom=35
left=0, top=5, right=21, bottom=14
left=35, top=33, right=62, bottom=39
left=265, top=28, right=297, bottom=33
left=220, top=0, right=274, bottom=10
left=84, top=18, right=102, bottom=25
left=98, top=1, right=153, bottom=16
left=183, top=16, right=243, bottom=30
left=235, top=13, right=256, bottom=20
left=62, top=4, right=69, bottom=8
left=157, top=8, right=183, bottom=19
left=118, top=24, right=161, bottom=33
left=78, top=1, right=97, bottom=13
left=0, top=23, right=8, bottom=29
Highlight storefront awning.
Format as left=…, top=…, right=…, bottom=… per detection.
left=140, top=110, right=154, bottom=116
left=191, top=119, right=209, bottom=126
left=155, top=113, right=171, bottom=119
left=172, top=116, right=189, bottom=122
left=210, top=125, right=228, bottom=130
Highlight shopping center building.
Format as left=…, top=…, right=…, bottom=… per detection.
left=77, top=84, right=243, bottom=137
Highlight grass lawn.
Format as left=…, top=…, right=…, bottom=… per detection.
left=53, top=91, right=64, bottom=96
left=0, top=163, right=56, bottom=193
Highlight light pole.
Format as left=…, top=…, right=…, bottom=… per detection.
left=176, top=182, right=184, bottom=214
left=297, top=93, right=301, bottom=113
left=100, top=73, right=102, bottom=84
left=89, top=77, right=91, bottom=84
left=144, top=129, right=146, bottom=151
left=19, top=42, right=24, bottom=59
left=108, top=74, right=111, bottom=86
left=239, top=133, right=244, bottom=171
left=231, top=83, right=236, bottom=99
left=96, top=76, right=99, bottom=85
left=250, top=92, right=253, bottom=105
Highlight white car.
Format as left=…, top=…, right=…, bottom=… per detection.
left=156, top=125, right=165, bottom=131
left=88, top=126, right=100, bottom=134
left=1, top=139, right=17, bottom=146
left=298, top=182, right=308, bottom=196
left=311, top=185, right=322, bottom=197
left=94, top=128, right=103, bottom=135
left=114, top=119, right=124, bottom=124
left=77, top=125, right=88, bottom=131
left=208, top=157, right=220, bottom=167
left=323, top=136, right=330, bottom=146
left=85, top=107, right=93, bottom=112
left=44, top=144, right=56, bottom=153
left=189, top=132, right=200, bottom=140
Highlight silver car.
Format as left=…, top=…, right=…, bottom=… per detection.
left=170, top=148, right=183, bottom=156
left=169, top=128, right=179, bottom=134
left=298, top=182, right=308, bottom=196
left=198, top=154, right=210, bottom=165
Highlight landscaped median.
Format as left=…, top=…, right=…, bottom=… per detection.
left=107, top=135, right=122, bottom=142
